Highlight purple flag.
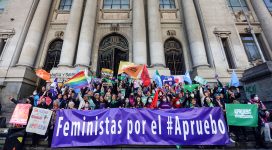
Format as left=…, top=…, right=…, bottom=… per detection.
left=52, top=108, right=229, bottom=147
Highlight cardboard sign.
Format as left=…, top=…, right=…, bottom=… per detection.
left=101, top=68, right=114, bottom=78
left=26, top=107, right=53, bottom=135
left=10, top=104, right=32, bottom=125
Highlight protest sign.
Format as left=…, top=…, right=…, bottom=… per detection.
left=226, top=104, right=258, bottom=127
left=160, top=75, right=175, bottom=86
left=26, top=107, right=53, bottom=135
left=10, top=104, right=32, bottom=125
left=101, top=68, right=114, bottom=78
left=52, top=107, right=229, bottom=147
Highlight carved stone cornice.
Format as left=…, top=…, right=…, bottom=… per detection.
left=213, top=28, right=231, bottom=38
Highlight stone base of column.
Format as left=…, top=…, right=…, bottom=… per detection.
left=191, top=67, right=244, bottom=84
left=150, top=64, right=166, bottom=68
left=57, top=63, right=74, bottom=68
left=191, top=67, right=215, bottom=83
left=0, top=66, right=37, bottom=122
left=74, top=64, right=90, bottom=69
left=0, top=67, right=37, bottom=125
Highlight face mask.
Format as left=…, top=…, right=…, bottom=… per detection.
left=108, top=100, right=111, bottom=103
left=176, top=101, right=180, bottom=105
left=125, top=99, right=129, bottom=103
left=190, top=94, right=194, bottom=98
left=148, top=99, right=152, bottom=103
left=254, top=97, right=259, bottom=101
left=163, top=99, right=167, bottom=102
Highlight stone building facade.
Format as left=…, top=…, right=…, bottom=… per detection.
left=0, top=0, right=272, bottom=111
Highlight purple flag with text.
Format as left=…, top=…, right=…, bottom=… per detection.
left=52, top=108, right=229, bottom=147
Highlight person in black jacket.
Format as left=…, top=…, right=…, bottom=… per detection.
left=109, top=94, right=120, bottom=108
left=59, top=95, right=68, bottom=109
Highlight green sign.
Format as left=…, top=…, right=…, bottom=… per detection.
left=226, top=104, right=258, bottom=127
left=183, top=84, right=199, bottom=92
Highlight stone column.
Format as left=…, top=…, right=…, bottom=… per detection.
left=181, top=0, right=209, bottom=68
left=133, top=0, right=147, bottom=65
left=75, top=0, right=97, bottom=67
left=147, top=0, right=165, bottom=67
left=58, top=0, right=84, bottom=67
left=17, top=0, right=52, bottom=67
left=251, top=0, right=272, bottom=50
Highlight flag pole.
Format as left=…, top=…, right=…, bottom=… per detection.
left=238, top=0, right=266, bottom=63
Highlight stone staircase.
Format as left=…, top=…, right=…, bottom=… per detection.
left=0, top=134, right=271, bottom=150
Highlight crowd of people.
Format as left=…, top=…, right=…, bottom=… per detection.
left=9, top=73, right=272, bottom=148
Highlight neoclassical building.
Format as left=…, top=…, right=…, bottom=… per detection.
left=0, top=0, right=272, bottom=108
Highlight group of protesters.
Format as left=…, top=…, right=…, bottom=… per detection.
left=9, top=72, right=272, bottom=148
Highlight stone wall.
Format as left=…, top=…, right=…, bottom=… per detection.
left=241, top=61, right=272, bottom=101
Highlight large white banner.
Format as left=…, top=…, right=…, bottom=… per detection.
left=26, top=107, right=52, bottom=135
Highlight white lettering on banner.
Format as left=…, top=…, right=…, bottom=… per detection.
left=234, top=109, right=253, bottom=119
left=151, top=120, right=157, bottom=135
left=190, top=120, right=195, bottom=135
left=204, top=120, right=210, bottom=134
left=55, top=114, right=227, bottom=141
left=71, top=122, right=80, bottom=136
left=183, top=121, right=189, bottom=141
left=175, top=116, right=182, bottom=135
left=56, top=117, right=63, bottom=136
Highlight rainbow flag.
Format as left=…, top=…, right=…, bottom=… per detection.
left=65, top=71, right=89, bottom=89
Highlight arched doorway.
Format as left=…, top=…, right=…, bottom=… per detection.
left=164, top=38, right=185, bottom=75
left=43, top=39, right=63, bottom=72
left=98, top=34, right=129, bottom=76
left=39, top=39, right=62, bottom=87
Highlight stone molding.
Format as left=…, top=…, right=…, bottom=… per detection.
left=0, top=29, right=15, bottom=39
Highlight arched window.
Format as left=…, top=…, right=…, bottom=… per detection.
left=59, top=0, right=73, bottom=11
left=44, top=39, right=63, bottom=72
left=98, top=33, right=129, bottom=76
left=164, top=39, right=184, bottom=75
left=103, top=0, right=129, bottom=9
left=160, top=0, right=176, bottom=9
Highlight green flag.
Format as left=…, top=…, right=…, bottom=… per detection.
left=155, top=70, right=160, bottom=76
left=183, top=84, right=199, bottom=92
left=226, top=104, right=258, bottom=127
